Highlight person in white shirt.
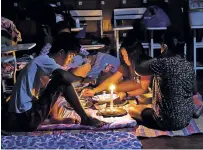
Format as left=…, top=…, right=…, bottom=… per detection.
left=2, top=33, right=105, bottom=132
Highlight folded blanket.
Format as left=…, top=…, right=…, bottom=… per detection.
left=38, top=107, right=137, bottom=130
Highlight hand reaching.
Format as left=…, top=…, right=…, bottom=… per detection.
left=82, top=89, right=96, bottom=97
left=117, top=92, right=126, bottom=100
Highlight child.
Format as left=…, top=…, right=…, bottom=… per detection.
left=2, top=33, right=105, bottom=132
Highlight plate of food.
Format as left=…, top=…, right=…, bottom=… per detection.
left=80, top=99, right=93, bottom=109
left=98, top=107, right=127, bottom=117
left=92, top=94, right=119, bottom=103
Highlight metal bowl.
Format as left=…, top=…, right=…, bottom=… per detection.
left=99, top=107, right=127, bottom=117
left=94, top=99, right=128, bottom=110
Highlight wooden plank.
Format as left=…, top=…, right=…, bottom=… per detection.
left=113, top=25, right=133, bottom=31
left=1, top=43, right=36, bottom=52
left=71, top=27, right=83, bottom=32
left=114, top=8, right=146, bottom=15
left=191, top=25, right=203, bottom=29
left=70, top=10, right=102, bottom=17
left=147, top=27, right=167, bottom=30
left=72, top=16, right=103, bottom=21
left=114, top=15, right=143, bottom=20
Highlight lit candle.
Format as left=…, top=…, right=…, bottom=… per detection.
left=109, top=85, right=115, bottom=110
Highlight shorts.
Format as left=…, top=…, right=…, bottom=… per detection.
left=1, top=92, right=58, bottom=132
left=2, top=79, right=62, bottom=132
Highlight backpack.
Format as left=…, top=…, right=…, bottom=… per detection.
left=143, top=6, right=171, bottom=27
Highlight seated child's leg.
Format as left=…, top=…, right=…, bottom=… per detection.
left=128, top=104, right=164, bottom=130
left=49, top=97, right=80, bottom=124
left=137, top=97, right=152, bottom=105
left=62, top=84, right=105, bottom=127
left=51, top=97, right=65, bottom=119
left=128, top=104, right=152, bottom=121
left=42, top=70, right=105, bottom=127
left=1, top=78, right=62, bottom=132
left=32, top=72, right=105, bottom=128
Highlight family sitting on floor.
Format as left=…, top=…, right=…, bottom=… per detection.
left=83, top=33, right=196, bottom=131
left=2, top=32, right=196, bottom=132
left=2, top=18, right=197, bottom=132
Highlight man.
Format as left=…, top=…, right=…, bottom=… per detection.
left=2, top=33, right=104, bottom=132
left=40, top=21, right=88, bottom=68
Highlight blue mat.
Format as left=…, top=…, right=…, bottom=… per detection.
left=1, top=131, right=142, bottom=149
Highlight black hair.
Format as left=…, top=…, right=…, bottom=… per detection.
left=160, top=29, right=185, bottom=58
left=120, top=40, right=150, bottom=65
left=55, top=21, right=71, bottom=34
left=49, top=32, right=80, bottom=54
left=120, top=40, right=151, bottom=80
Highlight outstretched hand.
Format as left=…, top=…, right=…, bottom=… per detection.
left=82, top=89, right=96, bottom=97
left=117, top=92, right=126, bottom=100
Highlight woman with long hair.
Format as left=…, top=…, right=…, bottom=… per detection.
left=82, top=39, right=152, bottom=100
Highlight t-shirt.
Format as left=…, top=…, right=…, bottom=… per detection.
left=8, top=55, right=60, bottom=113
left=40, top=44, right=89, bottom=70
left=87, top=52, right=120, bottom=79
left=150, top=55, right=195, bottom=130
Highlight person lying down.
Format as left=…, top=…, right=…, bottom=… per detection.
left=1, top=33, right=105, bottom=132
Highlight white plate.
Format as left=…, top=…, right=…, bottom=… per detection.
left=92, top=94, right=118, bottom=102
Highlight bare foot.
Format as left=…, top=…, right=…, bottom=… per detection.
left=41, top=117, right=80, bottom=125
left=81, top=117, right=107, bottom=128
left=49, top=117, right=79, bottom=124
left=41, top=119, right=52, bottom=125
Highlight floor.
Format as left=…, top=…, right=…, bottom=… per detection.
left=140, top=134, right=203, bottom=149
left=2, top=58, right=203, bottom=149
left=140, top=71, right=203, bottom=149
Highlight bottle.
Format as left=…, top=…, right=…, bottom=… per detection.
left=76, top=18, right=80, bottom=28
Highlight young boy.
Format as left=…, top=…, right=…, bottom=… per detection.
left=2, top=33, right=104, bottom=132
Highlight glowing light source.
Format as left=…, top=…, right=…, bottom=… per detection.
left=109, top=85, right=115, bottom=110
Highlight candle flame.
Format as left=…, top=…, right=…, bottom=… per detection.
left=110, top=84, right=115, bottom=90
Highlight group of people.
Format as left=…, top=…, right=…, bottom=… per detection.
left=83, top=35, right=196, bottom=131
left=2, top=11, right=197, bottom=132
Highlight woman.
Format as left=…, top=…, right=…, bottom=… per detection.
left=82, top=40, right=152, bottom=100
left=127, top=35, right=196, bottom=131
